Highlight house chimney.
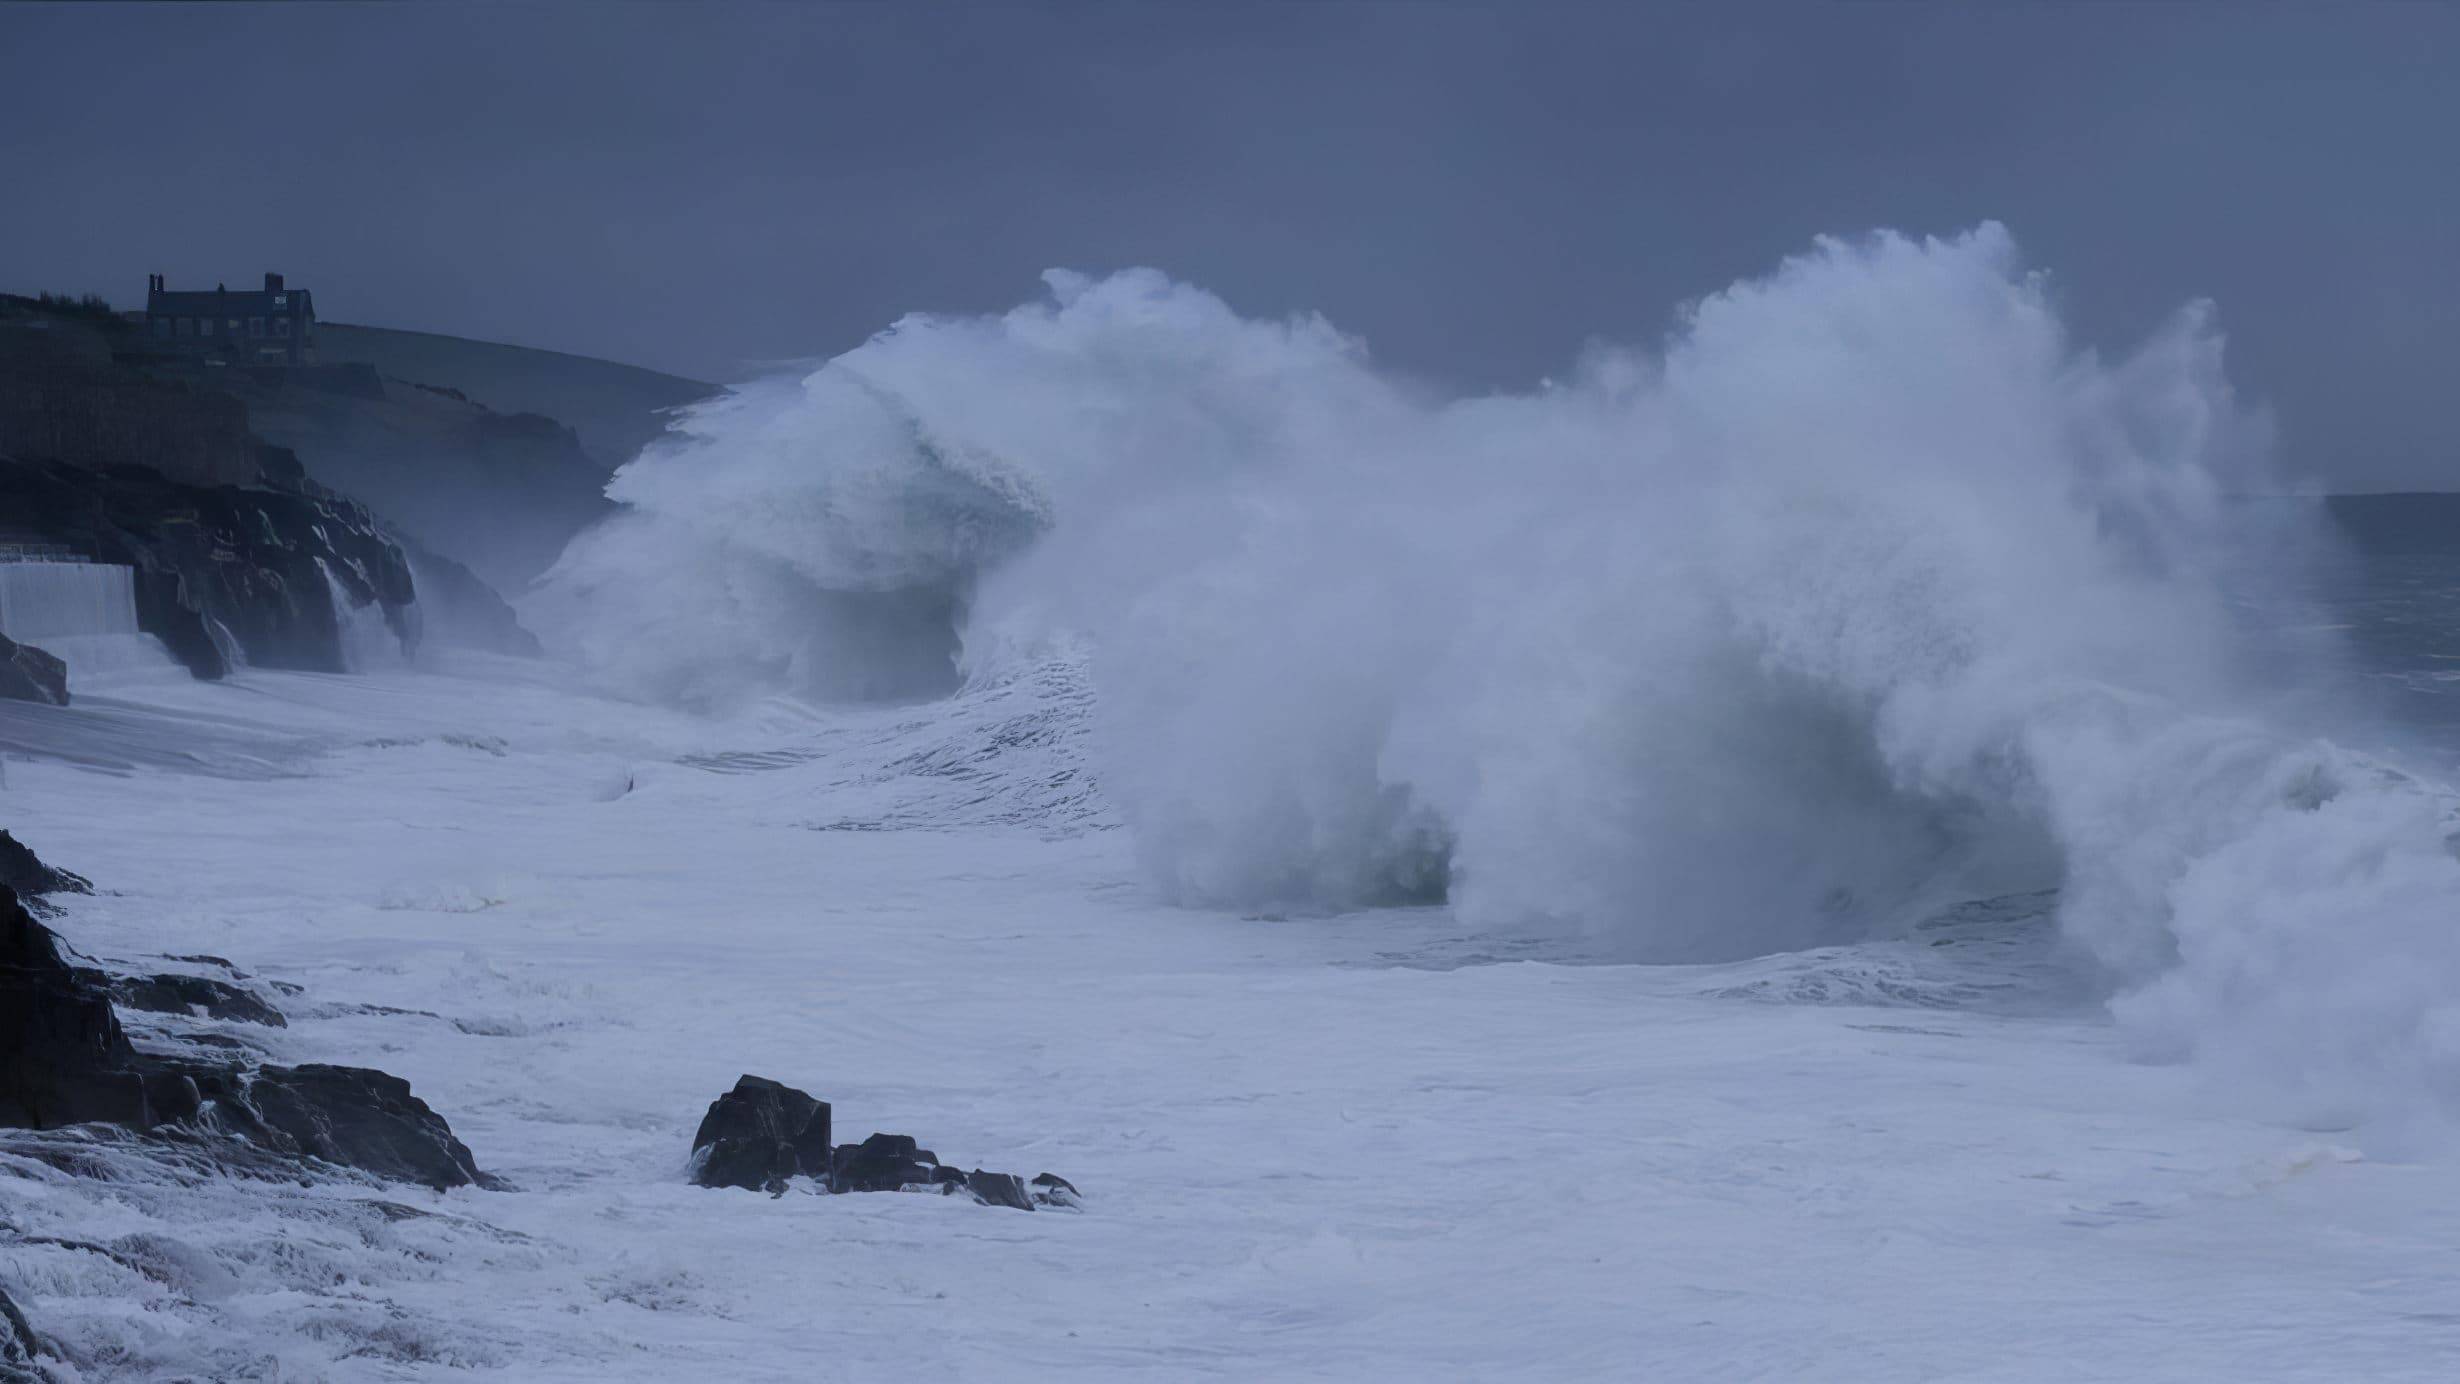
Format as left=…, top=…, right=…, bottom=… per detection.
left=265, top=272, right=284, bottom=293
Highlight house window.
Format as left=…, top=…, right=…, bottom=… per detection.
left=196, top=318, right=212, bottom=337
left=152, top=317, right=170, bottom=339
left=173, top=317, right=190, bottom=338
left=274, top=318, right=291, bottom=338
left=249, top=317, right=265, bottom=337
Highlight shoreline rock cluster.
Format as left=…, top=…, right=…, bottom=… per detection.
left=690, top=1073, right=1079, bottom=1211
left=0, top=832, right=88, bottom=908
left=0, top=834, right=500, bottom=1373
left=0, top=875, right=492, bottom=1189
left=0, top=832, right=490, bottom=1181
left=0, top=834, right=1082, bottom=1375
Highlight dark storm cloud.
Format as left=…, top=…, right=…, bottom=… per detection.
left=2, top=2, right=2454, bottom=489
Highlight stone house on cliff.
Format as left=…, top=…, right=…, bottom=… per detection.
left=144, top=272, right=316, bottom=366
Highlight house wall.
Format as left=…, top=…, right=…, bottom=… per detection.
left=143, top=280, right=316, bottom=366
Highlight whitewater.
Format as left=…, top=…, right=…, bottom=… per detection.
left=542, top=224, right=2460, bottom=1134
left=7, top=225, right=2460, bottom=1378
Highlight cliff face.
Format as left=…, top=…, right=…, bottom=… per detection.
left=236, top=370, right=613, bottom=594
left=0, top=295, right=538, bottom=676
left=0, top=455, right=417, bottom=677
left=3, top=297, right=671, bottom=604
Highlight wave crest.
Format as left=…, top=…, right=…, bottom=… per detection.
left=534, top=226, right=2460, bottom=1126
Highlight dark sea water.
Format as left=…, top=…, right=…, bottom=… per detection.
left=2295, top=495, right=2460, bottom=769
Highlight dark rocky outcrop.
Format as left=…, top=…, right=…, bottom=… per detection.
left=102, top=970, right=286, bottom=1027
left=0, top=454, right=417, bottom=677
left=689, top=1073, right=833, bottom=1192
left=0, top=881, right=490, bottom=1190
left=0, top=635, right=66, bottom=707
left=0, top=884, right=199, bottom=1130
left=689, top=1074, right=1078, bottom=1211
left=0, top=832, right=89, bottom=905
left=243, top=1063, right=491, bottom=1191
left=831, top=1131, right=944, bottom=1194
left=964, top=1169, right=1036, bottom=1212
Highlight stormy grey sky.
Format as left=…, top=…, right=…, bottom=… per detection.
left=3, top=2, right=2455, bottom=490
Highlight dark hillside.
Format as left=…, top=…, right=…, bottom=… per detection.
left=318, top=323, right=715, bottom=473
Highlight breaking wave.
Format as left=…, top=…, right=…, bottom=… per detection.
left=534, top=225, right=2460, bottom=1126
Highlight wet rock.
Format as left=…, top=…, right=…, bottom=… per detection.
left=0, top=885, right=200, bottom=1130
left=0, top=978, right=171, bottom=1128
left=243, top=1063, right=491, bottom=1191
left=966, top=1169, right=1036, bottom=1212
left=831, top=1131, right=941, bottom=1193
left=0, top=885, right=492, bottom=1190
left=688, top=1075, right=1076, bottom=1210
left=0, top=887, right=67, bottom=971
left=148, top=1029, right=268, bottom=1057
left=106, top=970, right=287, bottom=1027
left=0, top=633, right=66, bottom=707
left=689, top=1073, right=832, bottom=1192
left=0, top=830, right=90, bottom=907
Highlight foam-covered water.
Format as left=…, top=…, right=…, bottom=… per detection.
left=7, top=530, right=2460, bottom=1374
left=526, top=224, right=2460, bottom=1129
left=21, top=663, right=2460, bottom=1379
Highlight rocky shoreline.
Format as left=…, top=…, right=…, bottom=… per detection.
left=0, top=843, right=490, bottom=1187
left=0, top=835, right=497, bottom=1374
left=0, top=830, right=1080, bottom=1377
